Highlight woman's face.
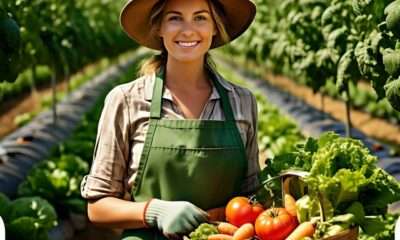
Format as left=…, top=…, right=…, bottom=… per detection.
left=158, top=0, right=217, bottom=63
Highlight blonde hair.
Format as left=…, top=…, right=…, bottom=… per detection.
left=139, top=0, right=230, bottom=76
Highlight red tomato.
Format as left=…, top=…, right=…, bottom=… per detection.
left=225, top=196, right=264, bottom=227
left=255, top=208, right=298, bottom=240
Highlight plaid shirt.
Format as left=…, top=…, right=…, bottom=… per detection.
left=81, top=69, right=260, bottom=201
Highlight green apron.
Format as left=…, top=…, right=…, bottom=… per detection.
left=122, top=68, right=248, bottom=240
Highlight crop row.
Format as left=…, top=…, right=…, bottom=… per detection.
left=0, top=0, right=136, bottom=91
left=223, top=0, right=400, bottom=134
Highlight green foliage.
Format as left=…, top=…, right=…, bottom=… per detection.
left=17, top=154, right=89, bottom=215
left=0, top=193, right=11, bottom=218
left=303, top=133, right=400, bottom=215
left=359, top=214, right=399, bottom=240
left=0, top=16, right=20, bottom=54
left=0, top=65, right=51, bottom=103
left=14, top=111, right=38, bottom=127
left=384, top=77, right=400, bottom=111
left=0, top=10, right=21, bottom=83
left=1, top=196, right=57, bottom=240
left=259, top=132, right=400, bottom=239
left=223, top=0, right=400, bottom=114
left=384, top=0, right=400, bottom=38
left=0, top=0, right=136, bottom=88
left=256, top=94, right=305, bottom=159
left=382, top=48, right=400, bottom=76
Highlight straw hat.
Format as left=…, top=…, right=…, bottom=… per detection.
left=120, top=0, right=256, bottom=50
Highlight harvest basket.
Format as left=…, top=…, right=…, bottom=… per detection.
left=322, top=227, right=358, bottom=240
left=257, top=170, right=359, bottom=240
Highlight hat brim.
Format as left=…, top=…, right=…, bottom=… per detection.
left=120, top=0, right=256, bottom=50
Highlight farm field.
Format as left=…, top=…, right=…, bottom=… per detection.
left=1, top=0, right=400, bottom=239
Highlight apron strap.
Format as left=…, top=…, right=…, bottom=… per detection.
left=209, top=70, right=248, bottom=194
left=150, top=67, right=165, bottom=119
left=209, top=72, right=235, bottom=122
left=150, top=66, right=236, bottom=122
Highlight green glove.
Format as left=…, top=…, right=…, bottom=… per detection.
left=144, top=199, right=209, bottom=238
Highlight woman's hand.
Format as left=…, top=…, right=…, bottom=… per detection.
left=145, top=199, right=209, bottom=239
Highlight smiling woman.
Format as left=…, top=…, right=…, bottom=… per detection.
left=138, top=0, right=230, bottom=76
left=81, top=0, right=259, bottom=239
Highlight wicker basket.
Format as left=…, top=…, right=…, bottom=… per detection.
left=322, top=227, right=358, bottom=240
left=277, top=170, right=358, bottom=240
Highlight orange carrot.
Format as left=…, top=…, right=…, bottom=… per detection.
left=283, top=177, right=292, bottom=193
left=284, top=193, right=297, bottom=217
left=217, top=222, right=239, bottom=235
left=208, top=234, right=233, bottom=240
left=285, top=221, right=315, bottom=240
left=232, top=223, right=254, bottom=240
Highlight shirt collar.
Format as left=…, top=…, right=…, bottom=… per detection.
left=144, top=68, right=233, bottom=102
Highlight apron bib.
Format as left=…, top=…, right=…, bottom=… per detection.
left=122, top=68, right=247, bottom=240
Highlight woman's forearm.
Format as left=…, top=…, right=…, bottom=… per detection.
left=87, top=197, right=148, bottom=229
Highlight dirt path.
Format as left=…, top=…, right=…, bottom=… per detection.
left=263, top=72, right=400, bottom=146
left=0, top=76, right=74, bottom=140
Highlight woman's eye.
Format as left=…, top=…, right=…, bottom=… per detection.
left=195, top=15, right=207, bottom=21
left=168, top=16, right=181, bottom=21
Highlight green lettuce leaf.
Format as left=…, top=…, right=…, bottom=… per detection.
left=5, top=197, right=57, bottom=240
left=359, top=168, right=400, bottom=215
left=8, top=197, right=57, bottom=230
left=384, top=77, right=400, bottom=111
left=0, top=193, right=10, bottom=220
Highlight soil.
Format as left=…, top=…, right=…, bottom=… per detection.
left=262, top=71, right=400, bottom=146
left=0, top=78, right=70, bottom=140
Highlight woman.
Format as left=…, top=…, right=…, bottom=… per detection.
left=80, top=0, right=260, bottom=239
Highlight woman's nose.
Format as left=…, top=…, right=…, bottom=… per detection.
left=180, top=22, right=196, bottom=37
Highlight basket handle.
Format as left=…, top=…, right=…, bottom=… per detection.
left=252, top=170, right=328, bottom=221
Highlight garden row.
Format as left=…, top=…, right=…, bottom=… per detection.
left=0, top=0, right=136, bottom=102
left=223, top=0, right=400, bottom=134
left=0, top=54, right=145, bottom=240
left=11, top=53, right=135, bottom=131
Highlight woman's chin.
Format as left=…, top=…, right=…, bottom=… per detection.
left=170, top=53, right=206, bottom=63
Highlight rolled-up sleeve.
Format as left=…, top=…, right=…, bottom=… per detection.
left=81, top=86, right=131, bottom=200
left=240, top=93, right=260, bottom=195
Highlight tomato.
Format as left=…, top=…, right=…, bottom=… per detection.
left=225, top=196, right=264, bottom=227
left=255, top=208, right=298, bottom=240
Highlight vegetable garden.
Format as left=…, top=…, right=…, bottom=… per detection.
left=225, top=0, right=400, bottom=136
left=1, top=0, right=400, bottom=240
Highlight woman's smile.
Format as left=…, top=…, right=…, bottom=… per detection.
left=176, top=41, right=201, bottom=48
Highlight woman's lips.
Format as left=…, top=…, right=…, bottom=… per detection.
left=176, top=41, right=200, bottom=48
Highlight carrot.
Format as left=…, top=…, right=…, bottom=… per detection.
left=232, top=223, right=254, bottom=240
left=208, top=234, right=233, bottom=240
left=284, top=193, right=297, bottom=217
left=283, top=177, right=292, bottom=193
left=207, top=207, right=226, bottom=222
left=285, top=221, right=315, bottom=240
left=217, top=222, right=239, bottom=235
